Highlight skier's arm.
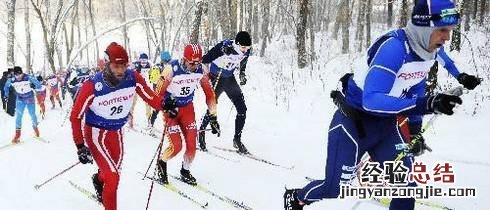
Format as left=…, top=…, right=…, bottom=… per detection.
left=28, top=75, right=41, bottom=89
left=436, top=47, right=460, bottom=78
left=154, top=65, right=172, bottom=97
left=70, top=81, right=95, bottom=146
left=362, top=38, right=428, bottom=115
left=202, top=42, right=225, bottom=64
left=3, top=79, right=12, bottom=98
left=239, top=54, right=249, bottom=74
left=200, top=65, right=217, bottom=115
left=134, top=71, right=162, bottom=111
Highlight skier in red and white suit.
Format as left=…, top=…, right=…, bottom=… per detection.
left=70, top=42, right=163, bottom=210
left=154, top=44, right=221, bottom=185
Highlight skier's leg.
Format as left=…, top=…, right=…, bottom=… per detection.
left=26, top=102, right=39, bottom=129
left=15, top=100, right=27, bottom=130
left=369, top=118, right=416, bottom=210
left=223, top=77, right=247, bottom=140
left=180, top=104, right=197, bottom=170
left=84, top=126, right=124, bottom=210
left=296, top=110, right=362, bottom=204
left=161, top=116, right=184, bottom=162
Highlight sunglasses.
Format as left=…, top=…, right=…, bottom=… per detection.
left=187, top=60, right=201, bottom=65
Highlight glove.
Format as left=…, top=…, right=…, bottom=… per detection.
left=457, top=73, right=481, bottom=90
left=162, top=97, right=177, bottom=111
left=427, top=93, right=462, bottom=115
left=409, top=135, right=432, bottom=156
left=408, top=124, right=432, bottom=156
left=222, top=40, right=234, bottom=55
left=166, top=108, right=178, bottom=119
left=209, top=114, right=221, bottom=137
left=76, top=144, right=93, bottom=164
left=239, top=72, right=247, bottom=85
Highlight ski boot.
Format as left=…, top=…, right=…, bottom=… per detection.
left=233, top=137, right=249, bottom=154
left=157, top=160, right=169, bottom=185
left=92, top=173, right=103, bottom=203
left=198, top=131, right=207, bottom=152
left=283, top=189, right=304, bottom=210
left=33, top=127, right=40, bottom=138
left=11, top=129, right=21, bottom=144
left=180, top=166, right=197, bottom=186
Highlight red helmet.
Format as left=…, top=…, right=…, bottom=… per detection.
left=183, top=44, right=203, bottom=62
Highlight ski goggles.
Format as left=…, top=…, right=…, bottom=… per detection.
left=187, top=59, right=201, bottom=66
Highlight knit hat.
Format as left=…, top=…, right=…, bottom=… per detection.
left=105, top=42, right=129, bottom=64
left=183, top=44, right=203, bottom=61
left=235, top=31, right=252, bottom=46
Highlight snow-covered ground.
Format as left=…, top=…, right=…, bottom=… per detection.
left=1, top=29, right=490, bottom=210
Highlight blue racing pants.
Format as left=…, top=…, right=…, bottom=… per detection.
left=15, top=98, right=38, bottom=129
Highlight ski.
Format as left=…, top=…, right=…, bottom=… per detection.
left=127, top=125, right=161, bottom=139
left=0, top=141, right=25, bottom=151
left=213, top=146, right=294, bottom=170
left=141, top=173, right=209, bottom=209
left=68, top=180, right=102, bottom=206
left=304, top=177, right=455, bottom=210
left=33, top=136, right=50, bottom=143
left=168, top=174, right=253, bottom=210
left=198, top=148, right=240, bottom=163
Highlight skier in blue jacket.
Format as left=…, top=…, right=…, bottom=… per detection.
left=284, top=1, right=481, bottom=210
left=3, top=66, right=42, bottom=143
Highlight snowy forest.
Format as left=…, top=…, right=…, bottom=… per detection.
left=1, top=0, right=490, bottom=210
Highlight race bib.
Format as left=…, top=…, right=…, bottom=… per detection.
left=89, top=87, right=136, bottom=120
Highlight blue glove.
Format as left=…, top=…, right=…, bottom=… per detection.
left=222, top=40, right=234, bottom=55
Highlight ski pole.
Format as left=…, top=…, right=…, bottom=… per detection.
left=142, top=122, right=167, bottom=180
left=395, top=86, right=465, bottom=162
left=34, top=161, right=81, bottom=190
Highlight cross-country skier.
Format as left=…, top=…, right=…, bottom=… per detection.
left=66, top=66, right=92, bottom=101
left=128, top=53, right=153, bottom=127
left=46, top=73, right=63, bottom=109
left=153, top=44, right=220, bottom=185
left=70, top=42, right=164, bottom=210
left=198, top=31, right=252, bottom=154
left=34, top=75, right=47, bottom=119
left=283, top=1, right=481, bottom=210
left=3, top=66, right=42, bottom=143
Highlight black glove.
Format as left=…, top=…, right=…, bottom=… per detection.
left=409, top=135, right=432, bottom=156
left=239, top=72, right=247, bottom=85
left=222, top=44, right=234, bottom=55
left=427, top=93, right=462, bottom=115
left=162, top=97, right=177, bottom=111
left=457, top=73, right=481, bottom=90
left=76, top=144, right=93, bottom=164
left=209, top=114, right=221, bottom=137
left=166, top=108, right=178, bottom=119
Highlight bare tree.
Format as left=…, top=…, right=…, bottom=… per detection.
left=340, top=0, right=351, bottom=53
left=356, top=0, right=366, bottom=52
left=365, top=0, right=372, bottom=48
left=451, top=0, right=465, bottom=51
left=259, top=0, right=270, bottom=57
left=24, top=0, right=32, bottom=72
left=296, top=0, right=308, bottom=68
left=7, top=0, right=17, bottom=67
left=398, top=0, right=409, bottom=28
left=118, top=0, right=131, bottom=56
left=387, top=0, right=393, bottom=27
left=190, top=1, right=206, bottom=44
left=84, top=0, right=99, bottom=59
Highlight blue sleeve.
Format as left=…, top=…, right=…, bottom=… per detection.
left=362, top=38, right=427, bottom=115
left=3, top=79, right=12, bottom=98
left=29, top=75, right=41, bottom=89
left=437, top=47, right=460, bottom=78
left=202, top=41, right=225, bottom=64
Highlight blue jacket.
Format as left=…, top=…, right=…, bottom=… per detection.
left=3, top=74, right=41, bottom=102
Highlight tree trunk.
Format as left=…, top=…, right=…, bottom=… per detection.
left=356, top=0, right=366, bottom=52
left=118, top=0, right=131, bottom=58
left=387, top=0, right=393, bottom=27
left=398, top=0, right=409, bottom=28
left=259, top=0, right=270, bottom=57
left=7, top=0, right=16, bottom=67
left=425, top=61, right=438, bottom=95
left=252, top=1, right=259, bottom=42
left=229, top=0, right=238, bottom=37
left=24, top=0, right=32, bottom=72
left=308, top=0, right=315, bottom=60
left=296, top=0, right=308, bottom=68
left=365, top=0, right=372, bottom=48
left=190, top=1, right=205, bottom=44
left=341, top=0, right=350, bottom=54
left=87, top=0, right=99, bottom=59
left=450, top=0, right=465, bottom=51
left=83, top=3, right=90, bottom=67
left=159, top=1, right=166, bottom=52
left=479, top=0, right=487, bottom=26
left=463, top=0, right=471, bottom=31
